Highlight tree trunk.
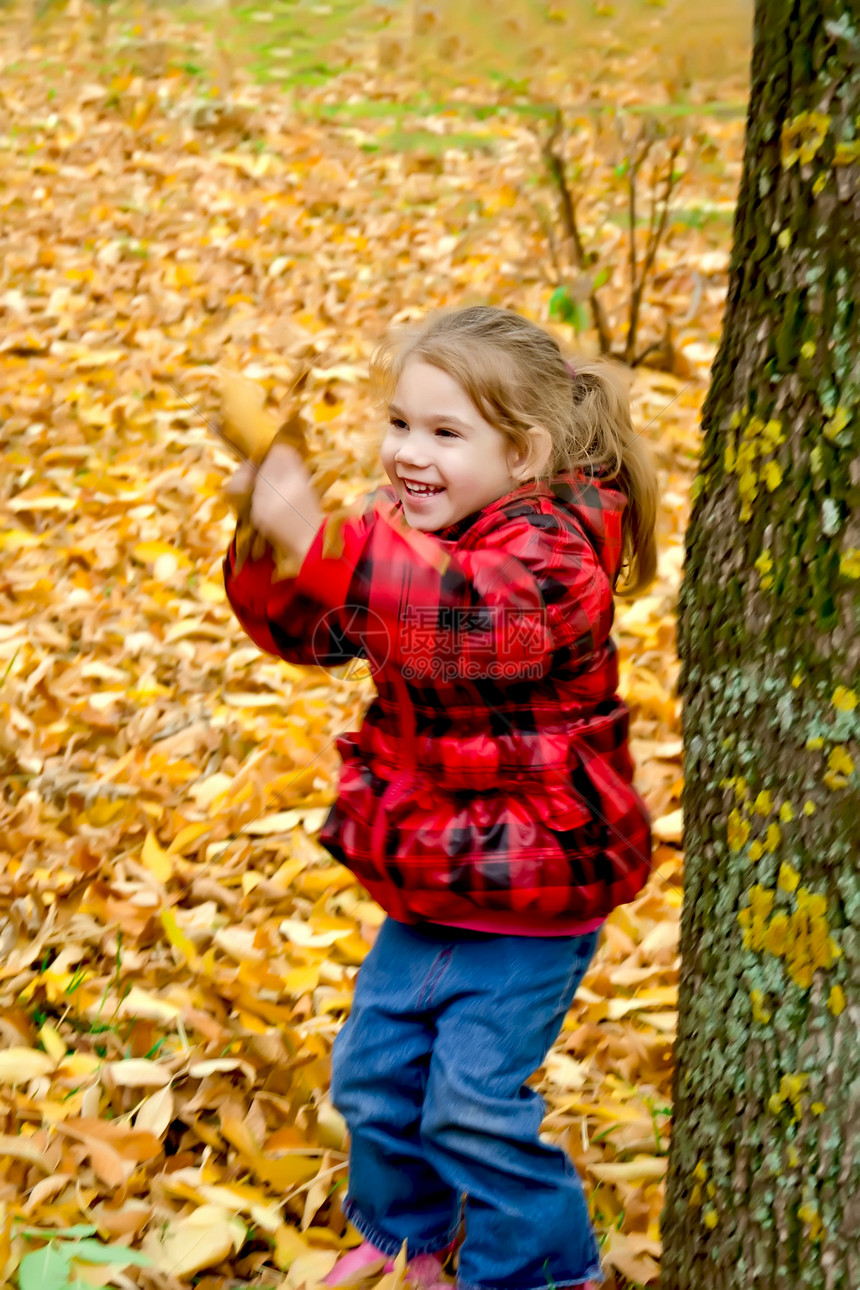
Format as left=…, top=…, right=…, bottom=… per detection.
left=662, top=3, right=860, bottom=1288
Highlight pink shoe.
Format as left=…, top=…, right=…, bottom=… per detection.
left=323, top=1241, right=388, bottom=1285
left=324, top=1240, right=455, bottom=1287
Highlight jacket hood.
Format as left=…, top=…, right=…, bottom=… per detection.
left=548, top=472, right=627, bottom=585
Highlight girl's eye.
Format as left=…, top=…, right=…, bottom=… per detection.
left=387, top=419, right=457, bottom=438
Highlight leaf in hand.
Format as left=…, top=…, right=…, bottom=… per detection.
left=271, top=409, right=309, bottom=458
left=220, top=371, right=280, bottom=463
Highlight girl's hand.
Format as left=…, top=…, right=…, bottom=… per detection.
left=225, top=444, right=324, bottom=566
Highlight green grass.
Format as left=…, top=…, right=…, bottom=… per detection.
left=168, top=0, right=379, bottom=88
left=377, top=127, right=497, bottom=156
left=625, top=100, right=747, bottom=119
left=19, top=0, right=748, bottom=149
left=670, top=205, right=736, bottom=229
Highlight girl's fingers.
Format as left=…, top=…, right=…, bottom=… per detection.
left=225, top=463, right=256, bottom=495
left=263, top=442, right=304, bottom=474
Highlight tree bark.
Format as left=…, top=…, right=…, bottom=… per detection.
left=662, top=3, right=860, bottom=1288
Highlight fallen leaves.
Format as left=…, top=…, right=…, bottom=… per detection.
left=0, top=2, right=747, bottom=1285
left=142, top=1203, right=247, bottom=1278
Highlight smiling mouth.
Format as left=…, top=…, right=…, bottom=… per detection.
left=402, top=481, right=445, bottom=496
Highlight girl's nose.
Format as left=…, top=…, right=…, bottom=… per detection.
left=396, top=447, right=431, bottom=467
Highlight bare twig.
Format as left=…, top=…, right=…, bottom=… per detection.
left=631, top=335, right=669, bottom=368
left=536, top=106, right=690, bottom=367
left=543, top=110, right=586, bottom=267
left=540, top=109, right=612, bottom=354
left=626, top=133, right=684, bottom=364
left=622, top=124, right=657, bottom=362
left=529, top=197, right=564, bottom=285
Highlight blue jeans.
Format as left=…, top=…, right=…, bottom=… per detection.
left=331, top=919, right=602, bottom=1290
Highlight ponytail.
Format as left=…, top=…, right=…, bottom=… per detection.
left=560, top=356, right=659, bottom=596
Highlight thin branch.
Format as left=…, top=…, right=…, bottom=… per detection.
left=631, top=333, right=669, bottom=368
left=542, top=109, right=586, bottom=268
left=541, top=109, right=612, bottom=354
left=626, top=136, right=684, bottom=364
left=623, top=129, right=656, bottom=363
left=529, top=196, right=564, bottom=285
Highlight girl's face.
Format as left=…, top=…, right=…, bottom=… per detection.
left=381, top=359, right=526, bottom=532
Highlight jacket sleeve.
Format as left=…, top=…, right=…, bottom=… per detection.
left=223, top=527, right=365, bottom=667
left=292, top=496, right=613, bottom=681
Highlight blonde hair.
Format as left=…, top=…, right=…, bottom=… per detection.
left=369, top=305, right=658, bottom=596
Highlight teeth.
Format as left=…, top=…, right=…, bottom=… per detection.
left=405, top=482, right=442, bottom=495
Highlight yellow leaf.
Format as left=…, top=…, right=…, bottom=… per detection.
left=142, top=831, right=172, bottom=883
left=0, top=1134, right=56, bottom=1172
left=607, top=986, right=678, bottom=1019
left=105, top=1058, right=171, bottom=1088
left=7, top=492, right=75, bottom=513
left=189, top=1058, right=256, bottom=1079
left=220, top=1115, right=323, bottom=1187
left=279, top=919, right=352, bottom=949
left=164, top=618, right=227, bottom=643
left=38, top=1023, right=67, bottom=1064
left=0, top=1047, right=55, bottom=1083
left=590, top=1157, right=668, bottom=1183
left=543, top=1053, right=587, bottom=1091
left=313, top=399, right=343, bottom=423
left=142, top=1205, right=246, bottom=1278
left=167, top=822, right=213, bottom=855
left=222, top=691, right=287, bottom=708
left=272, top=856, right=309, bottom=888
left=117, top=987, right=181, bottom=1023
left=134, top=1085, right=175, bottom=1138
left=133, top=540, right=187, bottom=564
left=197, top=578, right=225, bottom=603
left=283, top=964, right=321, bottom=993
left=214, top=927, right=265, bottom=963
left=188, top=773, right=234, bottom=809
left=196, top=1184, right=282, bottom=1230
left=652, top=808, right=683, bottom=844
left=284, top=1250, right=338, bottom=1290
left=220, top=370, right=280, bottom=462
left=56, top=1052, right=102, bottom=1078
left=256, top=1154, right=323, bottom=1191
left=274, top=1223, right=310, bottom=1271
left=245, top=811, right=304, bottom=835
left=160, top=909, right=199, bottom=967
left=0, top=528, right=41, bottom=551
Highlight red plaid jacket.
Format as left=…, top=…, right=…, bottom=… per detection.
left=223, top=473, right=652, bottom=932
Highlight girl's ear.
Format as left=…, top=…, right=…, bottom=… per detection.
left=509, top=425, right=553, bottom=481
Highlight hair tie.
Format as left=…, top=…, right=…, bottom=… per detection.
left=566, top=361, right=577, bottom=381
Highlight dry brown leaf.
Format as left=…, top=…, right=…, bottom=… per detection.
left=602, top=1227, right=661, bottom=1284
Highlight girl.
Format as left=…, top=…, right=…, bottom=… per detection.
left=224, top=306, right=658, bottom=1290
